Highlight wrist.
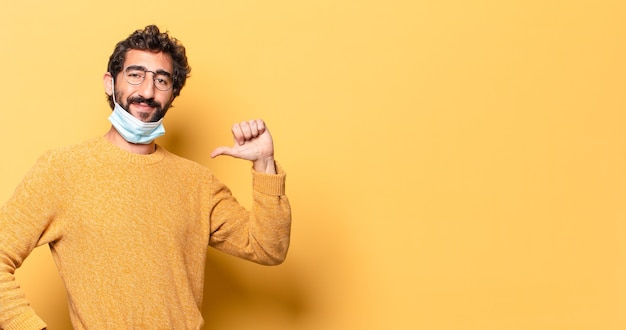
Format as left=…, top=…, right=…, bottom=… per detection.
left=253, top=156, right=276, bottom=174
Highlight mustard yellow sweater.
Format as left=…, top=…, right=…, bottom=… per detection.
left=0, top=137, right=291, bottom=330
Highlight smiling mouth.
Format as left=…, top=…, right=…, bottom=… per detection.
left=133, top=102, right=154, bottom=109
left=125, top=96, right=166, bottom=122
left=129, top=104, right=154, bottom=120
left=128, top=95, right=160, bottom=109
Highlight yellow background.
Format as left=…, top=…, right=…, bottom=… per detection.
left=1, top=0, right=625, bottom=329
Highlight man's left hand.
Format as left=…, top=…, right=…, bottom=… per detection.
left=210, top=119, right=276, bottom=174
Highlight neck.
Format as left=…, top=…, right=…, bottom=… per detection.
left=105, top=126, right=157, bottom=155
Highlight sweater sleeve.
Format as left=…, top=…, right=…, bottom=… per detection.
left=207, top=162, right=292, bottom=265
left=0, top=152, right=65, bottom=330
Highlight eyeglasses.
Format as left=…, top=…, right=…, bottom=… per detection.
left=123, top=66, right=174, bottom=91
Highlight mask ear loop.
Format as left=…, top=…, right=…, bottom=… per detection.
left=111, top=76, right=118, bottom=105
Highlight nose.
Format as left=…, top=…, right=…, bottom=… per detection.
left=137, top=73, right=156, bottom=99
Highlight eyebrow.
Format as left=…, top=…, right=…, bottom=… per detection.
left=126, top=65, right=172, bottom=77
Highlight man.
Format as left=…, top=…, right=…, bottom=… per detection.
left=0, top=25, right=291, bottom=329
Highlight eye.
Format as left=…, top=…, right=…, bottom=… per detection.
left=126, top=70, right=145, bottom=79
left=155, top=76, right=172, bottom=87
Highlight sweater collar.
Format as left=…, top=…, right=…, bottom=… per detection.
left=95, top=136, right=166, bottom=165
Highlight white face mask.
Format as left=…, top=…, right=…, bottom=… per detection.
left=108, top=77, right=165, bottom=144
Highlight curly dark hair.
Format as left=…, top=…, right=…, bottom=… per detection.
left=106, top=25, right=191, bottom=109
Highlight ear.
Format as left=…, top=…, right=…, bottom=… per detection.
left=103, top=72, right=113, bottom=96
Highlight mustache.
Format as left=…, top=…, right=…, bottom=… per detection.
left=127, top=96, right=162, bottom=109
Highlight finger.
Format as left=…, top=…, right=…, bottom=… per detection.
left=239, top=121, right=253, bottom=141
left=254, top=119, right=267, bottom=134
left=232, top=123, right=245, bottom=146
left=248, top=119, right=259, bottom=137
left=210, top=146, right=236, bottom=158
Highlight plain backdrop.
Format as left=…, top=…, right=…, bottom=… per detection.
left=1, top=0, right=625, bottom=329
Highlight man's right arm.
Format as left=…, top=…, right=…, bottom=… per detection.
left=0, top=152, right=63, bottom=330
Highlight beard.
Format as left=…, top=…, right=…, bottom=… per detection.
left=115, top=92, right=171, bottom=122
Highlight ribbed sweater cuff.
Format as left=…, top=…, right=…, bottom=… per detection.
left=6, top=310, right=47, bottom=330
left=252, top=162, right=286, bottom=195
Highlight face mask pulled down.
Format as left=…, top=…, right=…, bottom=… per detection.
left=108, top=78, right=165, bottom=144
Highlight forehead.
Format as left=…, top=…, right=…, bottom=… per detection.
left=124, top=49, right=173, bottom=72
